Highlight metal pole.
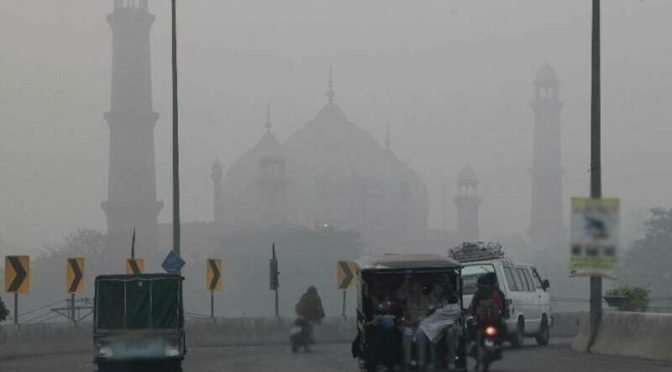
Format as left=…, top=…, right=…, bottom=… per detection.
left=588, top=0, right=602, bottom=352
left=274, top=289, right=279, bottom=318
left=171, top=0, right=181, bottom=259
left=342, top=290, right=347, bottom=319
left=210, top=290, right=215, bottom=320
left=71, top=293, right=76, bottom=324
left=13, top=293, right=18, bottom=325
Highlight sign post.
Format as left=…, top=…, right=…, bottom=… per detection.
left=337, top=261, right=357, bottom=318
left=207, top=258, right=222, bottom=320
left=5, top=256, right=30, bottom=325
left=66, top=257, right=85, bottom=324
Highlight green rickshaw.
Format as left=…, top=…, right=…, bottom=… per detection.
left=352, top=254, right=467, bottom=371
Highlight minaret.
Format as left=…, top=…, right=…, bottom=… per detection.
left=529, top=64, right=564, bottom=257
left=211, top=159, right=224, bottom=224
left=326, top=65, right=335, bottom=105
left=102, top=0, right=162, bottom=260
left=454, top=166, right=481, bottom=243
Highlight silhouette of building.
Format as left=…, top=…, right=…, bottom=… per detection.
left=214, top=70, right=429, bottom=253
left=529, top=64, right=564, bottom=260
left=102, top=0, right=162, bottom=261
left=454, top=166, right=481, bottom=243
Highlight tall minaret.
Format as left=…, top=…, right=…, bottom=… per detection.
left=454, top=166, right=481, bottom=243
left=211, top=159, right=224, bottom=224
left=529, top=64, right=564, bottom=257
left=102, top=0, right=162, bottom=260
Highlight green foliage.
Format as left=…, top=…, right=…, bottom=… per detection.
left=0, top=295, right=9, bottom=322
left=620, top=208, right=672, bottom=298
left=606, top=286, right=650, bottom=312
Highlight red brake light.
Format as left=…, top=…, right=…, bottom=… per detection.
left=485, top=326, right=498, bottom=336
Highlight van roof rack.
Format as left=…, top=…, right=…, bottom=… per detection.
left=449, top=241, right=505, bottom=263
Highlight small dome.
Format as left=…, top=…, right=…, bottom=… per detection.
left=535, top=64, right=559, bottom=85
left=458, top=166, right=478, bottom=183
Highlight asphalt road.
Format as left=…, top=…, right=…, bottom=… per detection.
left=2, top=339, right=671, bottom=372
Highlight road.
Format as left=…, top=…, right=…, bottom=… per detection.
left=2, top=339, right=671, bottom=372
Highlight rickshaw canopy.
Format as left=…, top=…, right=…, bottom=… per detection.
left=356, top=254, right=461, bottom=272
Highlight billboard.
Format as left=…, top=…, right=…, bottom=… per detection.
left=570, top=197, right=620, bottom=278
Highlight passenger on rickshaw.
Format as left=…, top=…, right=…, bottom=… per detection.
left=364, top=298, right=402, bottom=370
left=397, top=275, right=443, bottom=369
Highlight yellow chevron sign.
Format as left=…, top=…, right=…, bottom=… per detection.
left=207, top=259, right=223, bottom=292
left=66, top=257, right=85, bottom=293
left=337, top=261, right=357, bottom=290
left=126, top=258, right=144, bottom=275
left=5, top=256, right=30, bottom=294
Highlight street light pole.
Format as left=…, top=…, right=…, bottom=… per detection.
left=171, top=0, right=181, bottom=259
left=588, top=0, right=602, bottom=351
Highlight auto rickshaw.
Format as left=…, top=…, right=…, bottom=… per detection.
left=352, top=254, right=467, bottom=372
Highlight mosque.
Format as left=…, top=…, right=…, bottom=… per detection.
left=212, top=71, right=430, bottom=254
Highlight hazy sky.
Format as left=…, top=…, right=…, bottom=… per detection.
left=1, top=0, right=671, bottom=253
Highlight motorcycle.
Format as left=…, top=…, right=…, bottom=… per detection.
left=471, top=323, right=503, bottom=372
left=289, top=317, right=313, bottom=353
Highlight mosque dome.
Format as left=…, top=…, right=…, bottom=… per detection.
left=217, top=72, right=429, bottom=252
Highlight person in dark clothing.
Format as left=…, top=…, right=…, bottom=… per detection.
left=468, top=273, right=506, bottom=326
left=295, top=286, right=326, bottom=322
left=364, top=299, right=402, bottom=371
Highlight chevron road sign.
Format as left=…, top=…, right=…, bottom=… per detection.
left=207, top=258, right=223, bottom=292
left=337, top=261, right=357, bottom=290
left=5, top=256, right=30, bottom=294
left=66, top=257, right=85, bottom=293
left=126, top=258, right=145, bottom=275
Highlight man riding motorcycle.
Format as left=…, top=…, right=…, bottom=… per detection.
left=291, top=286, right=326, bottom=351
left=468, top=272, right=506, bottom=370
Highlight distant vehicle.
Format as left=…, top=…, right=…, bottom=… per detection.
left=451, top=242, right=552, bottom=347
left=93, top=274, right=186, bottom=372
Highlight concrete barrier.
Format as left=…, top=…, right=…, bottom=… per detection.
left=572, top=311, right=672, bottom=362
left=550, top=312, right=581, bottom=337
left=0, top=317, right=357, bottom=360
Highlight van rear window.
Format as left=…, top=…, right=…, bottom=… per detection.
left=461, top=264, right=495, bottom=295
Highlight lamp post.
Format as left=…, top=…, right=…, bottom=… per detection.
left=171, top=0, right=181, bottom=259
left=588, top=0, right=602, bottom=351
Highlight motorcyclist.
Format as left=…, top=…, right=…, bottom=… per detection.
left=468, top=272, right=506, bottom=368
left=295, top=286, right=326, bottom=322
left=294, top=286, right=326, bottom=345
left=468, top=272, right=505, bottom=328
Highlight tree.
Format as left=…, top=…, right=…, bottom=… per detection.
left=605, top=286, right=650, bottom=312
left=620, top=208, right=672, bottom=298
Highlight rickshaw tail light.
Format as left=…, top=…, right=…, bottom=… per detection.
left=485, top=326, right=498, bottom=337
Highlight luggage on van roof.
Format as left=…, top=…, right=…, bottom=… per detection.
left=449, top=242, right=505, bottom=263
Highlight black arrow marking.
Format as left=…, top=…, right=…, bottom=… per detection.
left=338, top=261, right=354, bottom=290
left=208, top=260, right=221, bottom=290
left=8, top=257, right=27, bottom=292
left=129, top=259, right=141, bottom=275
left=68, top=259, right=83, bottom=293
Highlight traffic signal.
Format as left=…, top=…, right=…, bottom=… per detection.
left=269, top=244, right=279, bottom=290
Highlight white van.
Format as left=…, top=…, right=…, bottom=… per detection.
left=452, top=242, right=552, bottom=347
